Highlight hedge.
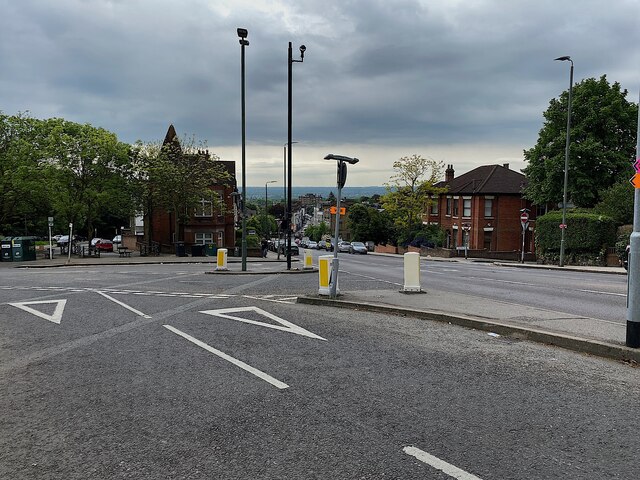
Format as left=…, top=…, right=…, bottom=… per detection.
left=536, top=210, right=616, bottom=253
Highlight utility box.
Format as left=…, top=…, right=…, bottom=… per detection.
left=11, top=236, right=37, bottom=262
left=1, top=237, right=13, bottom=261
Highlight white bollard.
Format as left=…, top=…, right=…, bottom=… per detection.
left=318, top=255, right=335, bottom=295
left=303, top=249, right=314, bottom=270
left=403, top=252, right=421, bottom=292
left=215, top=248, right=228, bottom=271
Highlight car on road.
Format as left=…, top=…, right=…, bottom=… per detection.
left=113, top=234, right=122, bottom=244
left=338, top=241, right=351, bottom=253
left=93, top=238, right=114, bottom=252
left=278, top=244, right=299, bottom=256
left=307, top=241, right=318, bottom=249
left=349, top=241, right=368, bottom=254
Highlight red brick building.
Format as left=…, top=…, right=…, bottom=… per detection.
left=147, top=126, right=237, bottom=253
left=428, top=164, right=535, bottom=255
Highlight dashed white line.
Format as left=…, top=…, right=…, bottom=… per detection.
left=403, top=446, right=483, bottom=480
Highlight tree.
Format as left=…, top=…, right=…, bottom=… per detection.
left=523, top=76, right=638, bottom=208
left=380, top=154, right=446, bottom=243
left=594, top=181, right=634, bottom=225
left=347, top=203, right=395, bottom=244
left=132, top=131, right=232, bottom=243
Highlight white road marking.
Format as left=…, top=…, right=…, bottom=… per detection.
left=200, top=306, right=326, bottom=340
left=243, top=294, right=298, bottom=304
left=8, top=300, right=67, bottom=325
left=403, top=446, right=484, bottom=480
left=94, top=290, right=151, bottom=318
left=578, top=289, right=626, bottom=297
left=163, top=324, right=289, bottom=389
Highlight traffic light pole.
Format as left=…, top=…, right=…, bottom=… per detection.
left=626, top=90, right=640, bottom=348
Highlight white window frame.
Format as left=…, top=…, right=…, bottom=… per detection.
left=462, top=196, right=471, bottom=218
left=484, top=196, right=494, bottom=218
left=195, top=233, right=214, bottom=245
left=195, top=197, right=213, bottom=217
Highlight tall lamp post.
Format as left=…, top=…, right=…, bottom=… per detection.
left=287, top=42, right=306, bottom=270
left=555, top=55, right=573, bottom=267
left=264, top=180, right=276, bottom=239
left=238, top=28, right=249, bottom=271
left=324, top=154, right=359, bottom=298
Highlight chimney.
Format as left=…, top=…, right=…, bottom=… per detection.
left=445, top=164, right=455, bottom=183
left=503, top=163, right=509, bottom=169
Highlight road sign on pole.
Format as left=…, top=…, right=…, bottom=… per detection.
left=520, top=212, right=529, bottom=223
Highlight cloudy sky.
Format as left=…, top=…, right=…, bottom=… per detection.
left=1, top=0, right=638, bottom=187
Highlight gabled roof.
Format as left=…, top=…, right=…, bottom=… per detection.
left=437, top=164, right=526, bottom=195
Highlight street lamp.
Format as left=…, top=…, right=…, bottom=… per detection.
left=287, top=42, right=306, bottom=270
left=238, top=28, right=249, bottom=271
left=555, top=55, right=573, bottom=267
left=324, top=153, right=359, bottom=298
left=264, top=180, right=276, bottom=240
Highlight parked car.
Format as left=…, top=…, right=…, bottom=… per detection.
left=338, top=241, right=351, bottom=253
left=307, top=241, right=318, bottom=249
left=278, top=244, right=299, bottom=256
left=113, top=234, right=122, bottom=244
left=94, top=238, right=114, bottom=252
left=56, top=235, right=70, bottom=246
left=349, top=241, right=368, bottom=254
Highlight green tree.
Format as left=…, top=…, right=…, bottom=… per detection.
left=305, top=222, right=330, bottom=242
left=523, top=76, right=638, bottom=208
left=132, top=133, right=231, bottom=243
left=380, top=154, right=446, bottom=244
left=594, top=181, right=634, bottom=225
left=347, top=203, right=395, bottom=244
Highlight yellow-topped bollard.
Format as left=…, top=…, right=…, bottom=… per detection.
left=215, top=248, right=228, bottom=271
left=303, top=249, right=314, bottom=270
left=318, top=255, right=334, bottom=295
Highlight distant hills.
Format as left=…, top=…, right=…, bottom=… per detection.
left=245, top=186, right=387, bottom=201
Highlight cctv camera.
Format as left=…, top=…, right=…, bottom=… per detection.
left=237, top=28, right=248, bottom=39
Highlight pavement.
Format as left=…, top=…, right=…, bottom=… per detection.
left=3, top=247, right=638, bottom=363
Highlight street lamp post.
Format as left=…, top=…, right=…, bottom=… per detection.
left=325, top=154, right=359, bottom=299
left=238, top=28, right=249, bottom=271
left=555, top=55, right=573, bottom=267
left=287, top=42, right=306, bottom=270
left=264, top=180, right=276, bottom=240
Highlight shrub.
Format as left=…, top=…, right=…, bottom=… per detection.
left=536, top=210, right=616, bottom=254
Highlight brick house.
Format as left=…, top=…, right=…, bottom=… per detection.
left=147, top=125, right=237, bottom=253
left=428, top=164, right=535, bottom=255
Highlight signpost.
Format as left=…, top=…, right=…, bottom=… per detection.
left=520, top=209, right=530, bottom=264
left=461, top=223, right=471, bottom=259
left=47, top=216, right=54, bottom=260
left=627, top=91, right=640, bottom=348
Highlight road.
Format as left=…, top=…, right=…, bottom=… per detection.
left=318, top=251, right=628, bottom=323
left=1, top=263, right=638, bottom=479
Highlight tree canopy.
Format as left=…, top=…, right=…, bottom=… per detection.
left=523, top=75, right=638, bottom=208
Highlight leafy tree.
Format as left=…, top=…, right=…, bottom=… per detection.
left=305, top=222, right=330, bottom=242
left=347, top=203, right=395, bottom=244
left=523, top=76, right=638, bottom=208
left=593, top=181, right=634, bottom=225
left=132, top=132, right=231, bottom=243
left=380, top=154, right=446, bottom=243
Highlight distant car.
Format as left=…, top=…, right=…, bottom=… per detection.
left=623, top=245, right=630, bottom=271
left=56, top=235, right=70, bottom=246
left=94, top=239, right=114, bottom=252
left=338, top=241, right=351, bottom=253
left=113, top=234, right=122, bottom=244
left=279, top=244, right=299, bottom=256
left=349, top=241, right=368, bottom=254
left=307, top=241, right=318, bottom=249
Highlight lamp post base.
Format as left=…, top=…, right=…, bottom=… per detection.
left=627, top=321, right=640, bottom=348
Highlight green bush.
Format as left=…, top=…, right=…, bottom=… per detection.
left=536, top=210, right=616, bottom=254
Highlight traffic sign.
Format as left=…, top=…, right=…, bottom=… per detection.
left=329, top=206, right=346, bottom=215
left=520, top=212, right=529, bottom=223
left=631, top=173, right=640, bottom=188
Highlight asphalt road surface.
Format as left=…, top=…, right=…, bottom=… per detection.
left=1, top=264, right=638, bottom=479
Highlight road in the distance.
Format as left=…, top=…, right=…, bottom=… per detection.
left=1, top=264, right=639, bottom=479
left=317, top=251, right=628, bottom=323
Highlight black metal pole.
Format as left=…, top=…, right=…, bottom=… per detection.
left=240, top=34, right=249, bottom=271
left=287, top=42, right=293, bottom=270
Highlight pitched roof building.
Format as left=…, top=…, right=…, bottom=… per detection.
left=428, top=163, right=535, bottom=256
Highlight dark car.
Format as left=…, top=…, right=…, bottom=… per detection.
left=279, top=244, right=299, bottom=256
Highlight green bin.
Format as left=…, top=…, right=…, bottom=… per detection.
left=204, top=243, right=218, bottom=256
left=1, top=237, right=12, bottom=262
left=11, top=236, right=37, bottom=262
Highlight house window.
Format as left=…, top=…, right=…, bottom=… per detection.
left=446, top=197, right=452, bottom=216
left=463, top=198, right=471, bottom=217
left=195, top=198, right=213, bottom=217
left=484, top=197, right=493, bottom=218
left=195, top=233, right=214, bottom=245
left=431, top=198, right=439, bottom=215
left=453, top=198, right=459, bottom=217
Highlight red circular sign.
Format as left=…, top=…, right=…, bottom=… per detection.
left=520, top=212, right=529, bottom=222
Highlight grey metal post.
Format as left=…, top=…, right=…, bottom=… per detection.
left=556, top=56, right=573, bottom=267
left=626, top=90, right=640, bottom=348
left=238, top=29, right=249, bottom=271
left=329, top=166, right=342, bottom=299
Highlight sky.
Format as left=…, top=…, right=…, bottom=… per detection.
left=1, top=0, right=638, bottom=187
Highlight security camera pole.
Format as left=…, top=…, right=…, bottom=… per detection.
left=626, top=90, right=640, bottom=348
left=324, top=154, right=359, bottom=298
left=286, top=42, right=306, bottom=270
left=238, top=28, right=249, bottom=271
